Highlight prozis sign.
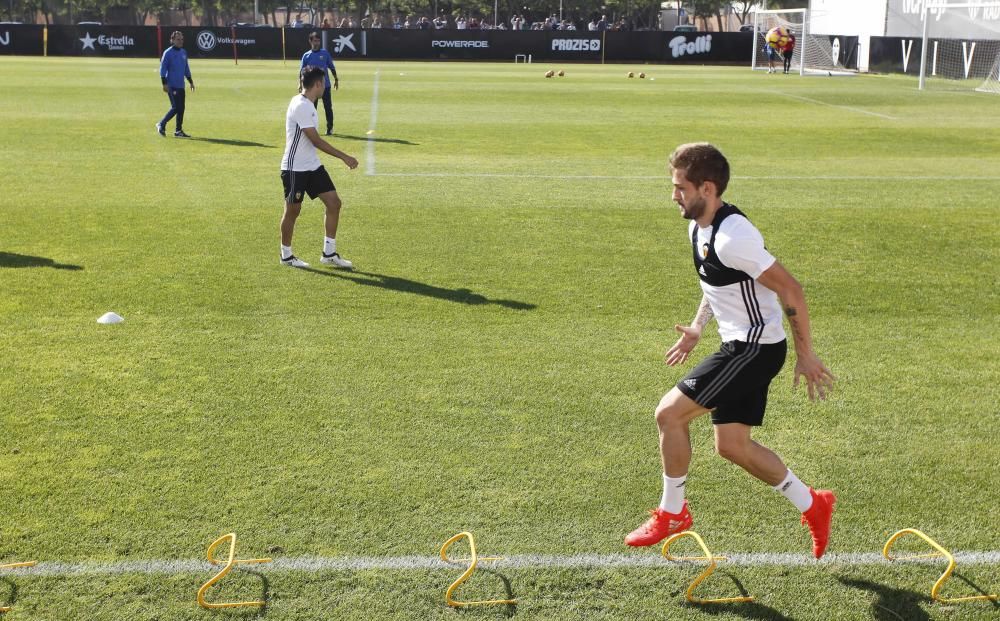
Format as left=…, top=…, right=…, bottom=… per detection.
left=552, top=38, right=600, bottom=51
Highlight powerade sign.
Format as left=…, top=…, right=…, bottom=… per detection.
left=552, top=38, right=600, bottom=51
left=432, top=39, right=488, bottom=48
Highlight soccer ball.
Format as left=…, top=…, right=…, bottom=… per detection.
left=544, top=70, right=555, bottom=78
left=638, top=72, right=646, bottom=79
left=557, top=70, right=564, bottom=77
left=766, top=26, right=790, bottom=49
left=627, top=71, right=634, bottom=78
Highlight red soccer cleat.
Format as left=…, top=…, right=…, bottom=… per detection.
left=624, top=502, right=693, bottom=547
left=801, top=488, right=836, bottom=559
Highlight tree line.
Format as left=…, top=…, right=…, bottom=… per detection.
left=3, top=0, right=806, bottom=31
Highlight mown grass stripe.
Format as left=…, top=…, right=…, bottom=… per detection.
left=11, top=551, right=1000, bottom=577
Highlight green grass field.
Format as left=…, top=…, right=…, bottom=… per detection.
left=1, top=56, right=998, bottom=620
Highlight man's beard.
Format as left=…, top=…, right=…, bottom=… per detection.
left=681, top=195, right=706, bottom=220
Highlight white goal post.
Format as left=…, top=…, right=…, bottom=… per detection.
left=918, top=1, right=1000, bottom=91
left=751, top=8, right=853, bottom=76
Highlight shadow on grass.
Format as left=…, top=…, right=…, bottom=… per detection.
left=450, top=566, right=517, bottom=618
left=838, top=576, right=930, bottom=621
left=203, top=567, right=269, bottom=618
left=679, top=573, right=793, bottom=621
left=951, top=572, right=1000, bottom=608
left=0, top=252, right=83, bottom=270
left=0, top=576, right=17, bottom=613
left=331, top=132, right=419, bottom=146
left=190, top=136, right=276, bottom=148
left=302, top=268, right=536, bottom=310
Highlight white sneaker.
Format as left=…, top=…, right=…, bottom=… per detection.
left=320, top=252, right=353, bottom=269
left=281, top=255, right=309, bottom=268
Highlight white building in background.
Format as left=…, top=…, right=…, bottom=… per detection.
left=809, top=0, right=887, bottom=71
left=808, top=0, right=1000, bottom=71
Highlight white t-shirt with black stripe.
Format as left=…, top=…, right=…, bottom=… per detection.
left=281, top=94, right=322, bottom=172
left=690, top=215, right=786, bottom=344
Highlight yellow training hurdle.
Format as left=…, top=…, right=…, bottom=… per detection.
left=883, top=528, right=998, bottom=604
left=0, top=561, right=37, bottom=613
left=662, top=531, right=754, bottom=604
left=196, top=533, right=272, bottom=610
left=439, top=531, right=516, bottom=608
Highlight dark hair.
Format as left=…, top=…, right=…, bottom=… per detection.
left=170, top=31, right=183, bottom=40
left=308, top=31, right=320, bottom=40
left=669, top=143, right=730, bottom=196
left=300, top=65, right=326, bottom=91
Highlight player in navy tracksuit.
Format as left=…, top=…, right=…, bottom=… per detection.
left=301, top=32, right=339, bottom=135
left=157, top=31, right=195, bottom=138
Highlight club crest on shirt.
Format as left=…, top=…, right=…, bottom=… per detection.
left=295, top=192, right=303, bottom=201
left=701, top=243, right=710, bottom=258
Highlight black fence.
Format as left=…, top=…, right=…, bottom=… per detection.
left=867, top=35, right=1000, bottom=78
left=0, top=24, right=754, bottom=63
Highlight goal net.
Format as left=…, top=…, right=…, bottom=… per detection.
left=918, top=1, right=1000, bottom=92
left=751, top=8, right=853, bottom=75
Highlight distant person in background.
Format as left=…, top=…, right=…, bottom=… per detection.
left=764, top=39, right=778, bottom=74
left=156, top=31, right=194, bottom=138
left=456, top=16, right=467, bottom=29
left=782, top=33, right=796, bottom=74
left=321, top=18, right=331, bottom=28
left=597, top=14, right=608, bottom=31
left=588, top=17, right=598, bottom=31
left=301, top=31, right=338, bottom=135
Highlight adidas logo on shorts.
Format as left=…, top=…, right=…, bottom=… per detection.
left=683, top=379, right=697, bottom=390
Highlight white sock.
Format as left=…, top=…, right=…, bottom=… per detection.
left=774, top=469, right=813, bottom=512
left=323, top=237, right=336, bottom=256
left=659, top=474, right=687, bottom=514
left=281, top=245, right=293, bottom=260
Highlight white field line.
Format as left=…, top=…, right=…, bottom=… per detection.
left=371, top=172, right=1000, bottom=182
left=8, top=551, right=1000, bottom=577
left=364, top=69, right=381, bottom=176
left=768, top=90, right=899, bottom=120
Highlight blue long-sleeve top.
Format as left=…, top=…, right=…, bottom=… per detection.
left=301, top=49, right=336, bottom=88
left=160, top=46, right=192, bottom=89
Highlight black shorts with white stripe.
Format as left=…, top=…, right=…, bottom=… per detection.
left=281, top=166, right=336, bottom=204
left=677, top=339, right=787, bottom=426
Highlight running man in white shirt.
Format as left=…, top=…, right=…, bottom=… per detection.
left=280, top=65, right=359, bottom=269
left=625, top=143, right=837, bottom=558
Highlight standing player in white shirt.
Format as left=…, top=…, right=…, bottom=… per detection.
left=625, top=143, right=838, bottom=558
left=280, top=66, right=359, bottom=269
